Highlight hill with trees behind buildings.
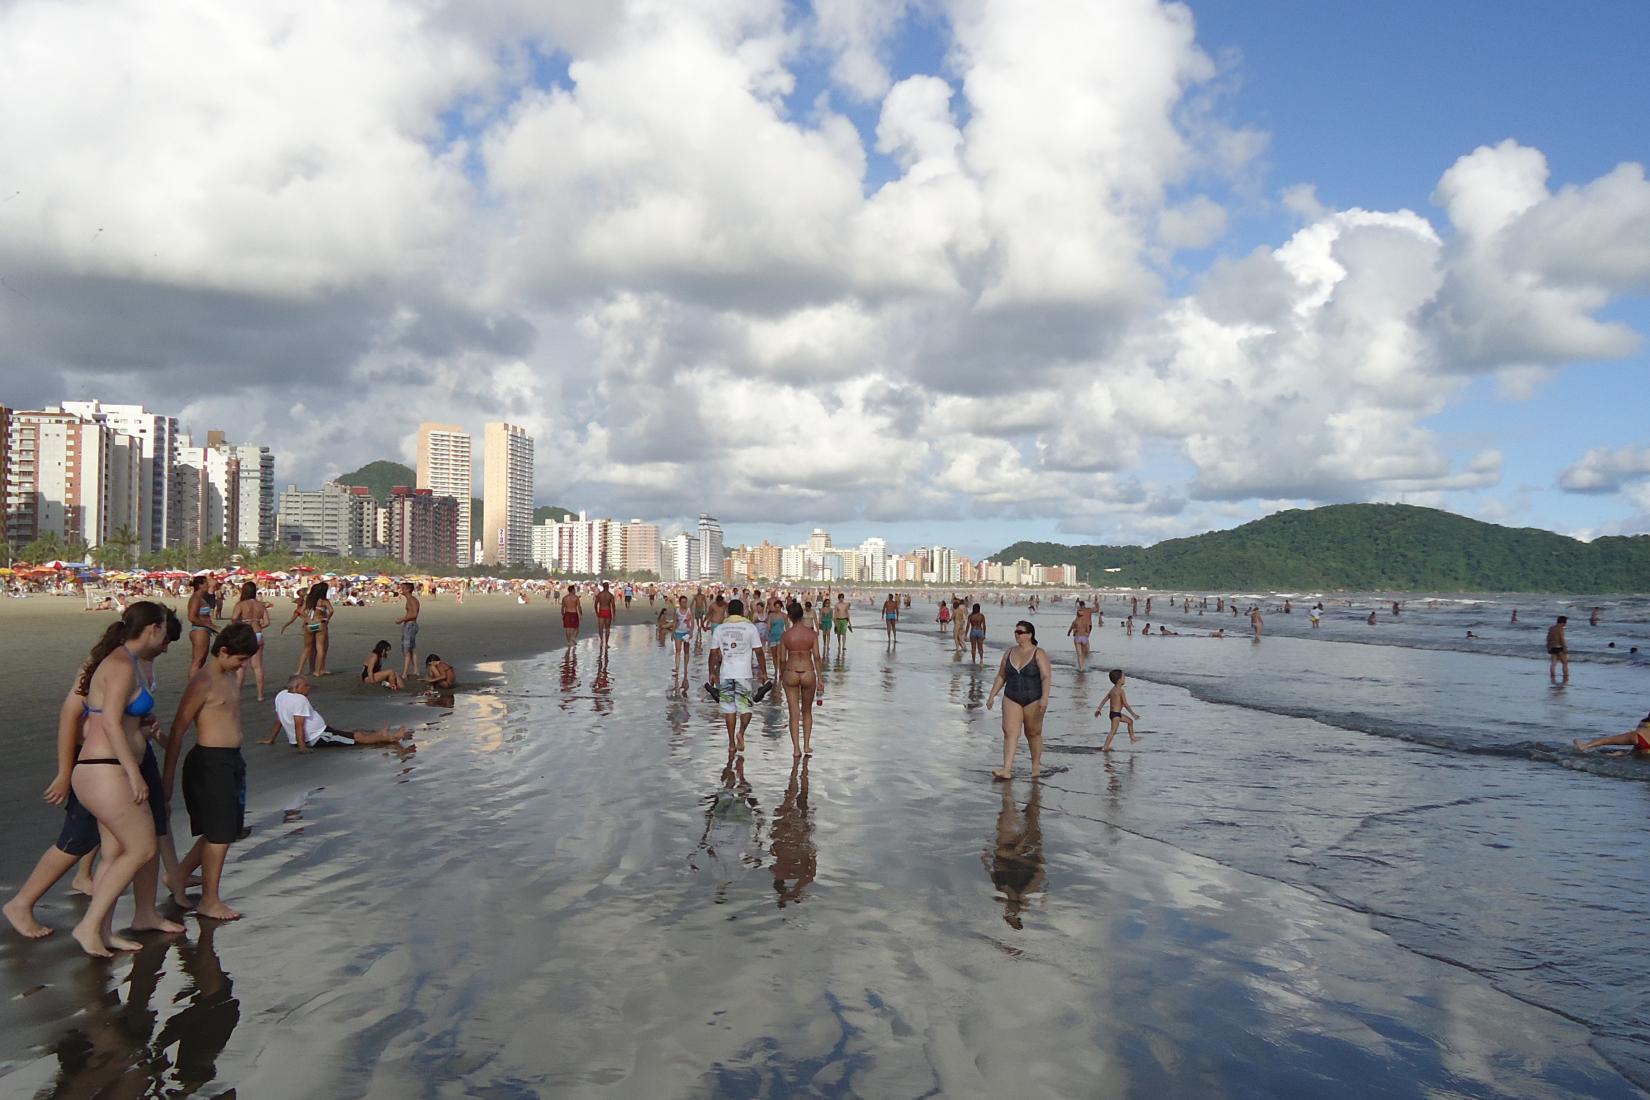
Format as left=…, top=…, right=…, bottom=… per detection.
left=994, top=504, right=1650, bottom=593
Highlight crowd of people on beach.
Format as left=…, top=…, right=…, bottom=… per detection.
left=5, top=574, right=1644, bottom=958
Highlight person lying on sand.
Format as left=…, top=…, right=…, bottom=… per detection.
left=261, top=676, right=409, bottom=752
left=1573, top=714, right=1650, bottom=755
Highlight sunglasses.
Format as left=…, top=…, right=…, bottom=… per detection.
left=1014, top=628, right=1029, bottom=635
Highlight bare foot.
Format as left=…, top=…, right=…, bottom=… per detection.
left=71, top=922, right=112, bottom=958
left=1573, top=739, right=1588, bottom=753
left=195, top=901, right=242, bottom=921
left=129, top=914, right=186, bottom=934
left=3, top=899, right=53, bottom=939
left=1129, top=733, right=1140, bottom=744
left=71, top=877, right=95, bottom=896
left=991, top=770, right=1013, bottom=782
left=107, top=933, right=143, bottom=952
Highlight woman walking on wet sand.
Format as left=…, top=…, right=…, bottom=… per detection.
left=779, top=601, right=823, bottom=757
left=987, top=620, right=1051, bottom=781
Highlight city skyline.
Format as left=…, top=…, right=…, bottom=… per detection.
left=1, top=3, right=1646, bottom=551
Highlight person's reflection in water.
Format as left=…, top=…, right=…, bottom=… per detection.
left=1104, top=754, right=1135, bottom=813
left=985, top=780, right=1046, bottom=930
left=558, top=648, right=579, bottom=711
left=155, top=920, right=240, bottom=1091
left=691, top=753, right=764, bottom=904
left=769, top=758, right=817, bottom=907
left=592, top=652, right=612, bottom=715
left=424, top=690, right=455, bottom=709
left=46, top=939, right=173, bottom=1096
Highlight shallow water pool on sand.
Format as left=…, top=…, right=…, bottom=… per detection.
left=0, top=625, right=1643, bottom=1098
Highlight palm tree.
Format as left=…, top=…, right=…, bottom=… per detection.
left=95, top=525, right=140, bottom=568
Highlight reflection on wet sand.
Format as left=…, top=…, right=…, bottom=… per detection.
left=769, top=759, right=816, bottom=907
left=985, top=780, right=1046, bottom=930
left=40, top=922, right=238, bottom=1097
left=691, top=755, right=766, bottom=904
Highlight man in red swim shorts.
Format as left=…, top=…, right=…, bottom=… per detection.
left=594, top=581, right=616, bottom=650
left=560, top=586, right=582, bottom=646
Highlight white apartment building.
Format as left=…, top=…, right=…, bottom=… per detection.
left=807, top=528, right=832, bottom=553
left=531, top=521, right=559, bottom=571
left=60, top=401, right=177, bottom=553
left=4, top=407, right=143, bottom=552
left=173, top=431, right=275, bottom=553
left=780, top=545, right=805, bottom=580
left=417, top=422, right=473, bottom=566
left=697, top=513, right=723, bottom=579
left=665, top=532, right=700, bottom=582
left=858, top=537, right=888, bottom=584
left=483, top=422, right=534, bottom=567
left=276, top=481, right=380, bottom=555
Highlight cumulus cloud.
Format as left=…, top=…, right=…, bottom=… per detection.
left=1557, top=445, right=1650, bottom=493
left=1, top=1, right=1646, bottom=546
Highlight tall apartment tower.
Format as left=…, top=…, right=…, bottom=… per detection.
left=416, top=422, right=473, bottom=567
left=60, top=402, right=177, bottom=553
left=483, top=422, right=534, bottom=567
left=697, top=513, right=724, bottom=579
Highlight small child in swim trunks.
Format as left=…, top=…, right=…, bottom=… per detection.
left=1096, top=669, right=1141, bottom=751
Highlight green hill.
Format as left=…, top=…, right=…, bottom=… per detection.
left=334, top=462, right=572, bottom=533
left=994, top=504, right=1650, bottom=593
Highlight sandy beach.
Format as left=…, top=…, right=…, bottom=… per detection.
left=1, top=595, right=1647, bottom=1097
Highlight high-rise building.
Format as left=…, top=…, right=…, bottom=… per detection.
left=697, top=513, right=723, bottom=579
left=751, top=539, right=782, bottom=581
left=531, top=520, right=561, bottom=571
left=275, top=481, right=381, bottom=555
left=387, top=486, right=459, bottom=568
left=859, top=537, right=888, bottom=584
left=0, top=406, right=10, bottom=543
left=60, top=401, right=178, bottom=553
left=807, top=528, right=832, bottom=553
left=665, top=532, right=700, bottom=582
left=173, top=432, right=274, bottom=553
left=3, top=407, right=141, bottom=552
left=416, top=422, right=473, bottom=566
left=622, top=519, right=661, bottom=575
left=483, top=422, right=534, bottom=567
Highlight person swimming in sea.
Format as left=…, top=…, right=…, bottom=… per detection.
left=1573, top=714, right=1650, bottom=755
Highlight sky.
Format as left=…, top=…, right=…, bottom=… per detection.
left=1, top=0, right=1646, bottom=560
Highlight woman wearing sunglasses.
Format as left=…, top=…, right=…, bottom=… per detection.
left=987, top=620, right=1051, bottom=781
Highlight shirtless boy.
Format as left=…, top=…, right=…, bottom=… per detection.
left=882, top=594, right=899, bottom=642
left=833, top=593, right=851, bottom=652
left=1546, top=616, right=1569, bottom=684
left=165, top=622, right=258, bottom=921
left=1096, top=669, right=1141, bottom=752
left=560, top=586, right=582, bottom=646
left=1067, top=601, right=1094, bottom=670
left=594, top=582, right=617, bottom=649
left=395, top=582, right=421, bottom=680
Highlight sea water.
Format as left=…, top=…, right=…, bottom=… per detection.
left=2, top=616, right=1645, bottom=1097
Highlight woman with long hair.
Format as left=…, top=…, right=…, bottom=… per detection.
left=185, top=575, right=214, bottom=674
left=69, top=601, right=186, bottom=956
left=986, top=620, right=1051, bottom=782
left=231, top=580, right=271, bottom=701
left=779, top=601, right=823, bottom=758
left=361, top=640, right=405, bottom=689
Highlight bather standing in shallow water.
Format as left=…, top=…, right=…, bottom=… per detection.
left=988, top=620, right=1051, bottom=782
left=779, top=601, right=822, bottom=758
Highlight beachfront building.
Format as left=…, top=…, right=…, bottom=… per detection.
left=859, top=537, right=888, bottom=583
left=416, top=422, right=473, bottom=567
left=531, top=521, right=559, bottom=571
left=172, top=431, right=275, bottom=553
left=663, top=532, right=700, bottom=582
left=621, top=520, right=660, bottom=575
left=807, top=528, right=832, bottom=554
left=276, top=481, right=382, bottom=556
left=697, top=513, right=723, bottom=579
left=3, top=406, right=144, bottom=553
left=749, top=539, right=782, bottom=581
left=780, top=545, right=804, bottom=580
left=483, top=422, right=533, bottom=567
left=60, top=401, right=177, bottom=554
left=387, top=486, right=459, bottom=569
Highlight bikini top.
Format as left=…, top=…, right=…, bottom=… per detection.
left=84, top=647, right=156, bottom=719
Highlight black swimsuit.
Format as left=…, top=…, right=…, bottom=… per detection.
left=1001, top=650, right=1044, bottom=707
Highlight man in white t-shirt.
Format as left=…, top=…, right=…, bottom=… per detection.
left=259, top=676, right=409, bottom=752
left=711, top=599, right=771, bottom=753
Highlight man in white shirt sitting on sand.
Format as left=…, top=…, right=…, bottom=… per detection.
left=260, top=676, right=409, bottom=753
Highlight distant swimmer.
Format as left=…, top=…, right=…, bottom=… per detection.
left=1392, top=601, right=1401, bottom=617
left=1250, top=606, right=1263, bottom=639
left=987, top=621, right=1051, bottom=781
left=1067, top=601, right=1094, bottom=671
left=1367, top=611, right=1377, bottom=626
left=1573, top=713, right=1650, bottom=755
left=1096, top=669, right=1141, bottom=751
left=1547, top=616, right=1570, bottom=684
left=1511, top=609, right=1519, bottom=624
left=1590, top=606, right=1601, bottom=626
left=1466, top=631, right=1479, bottom=640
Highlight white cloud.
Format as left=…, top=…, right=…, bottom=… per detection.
left=1, top=1, right=1646, bottom=547
left=1557, top=444, right=1650, bottom=493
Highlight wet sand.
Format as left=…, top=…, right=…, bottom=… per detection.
left=2, top=619, right=1642, bottom=1097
